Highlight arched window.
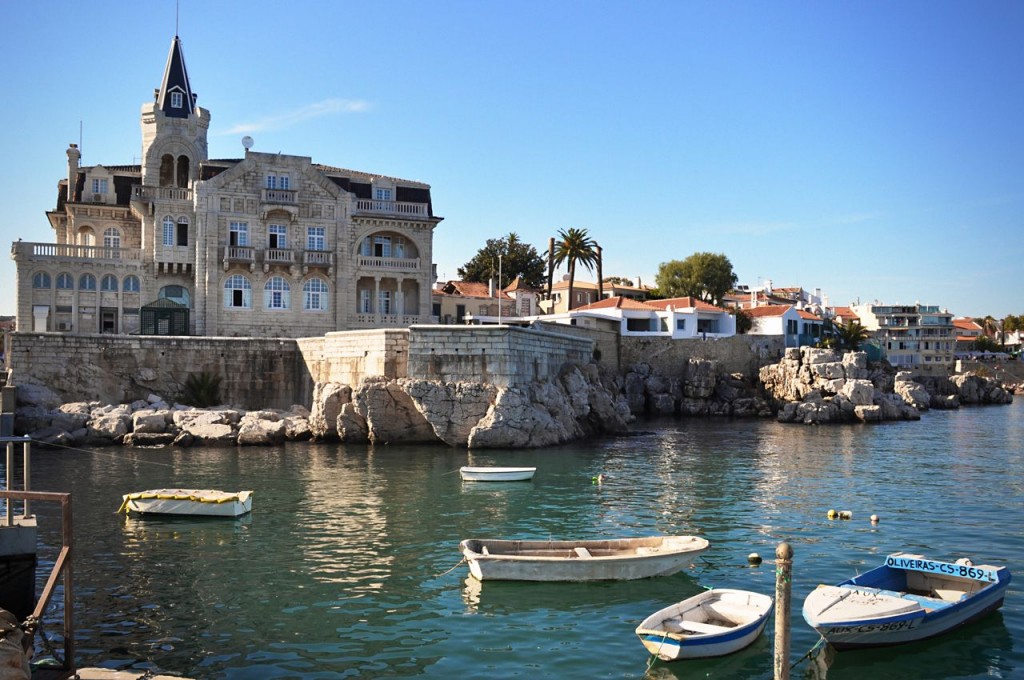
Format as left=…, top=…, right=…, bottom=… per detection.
left=103, top=228, right=121, bottom=249
left=264, top=276, right=290, bottom=310
left=176, top=155, right=190, bottom=188
left=303, top=278, right=329, bottom=311
left=162, top=216, right=175, bottom=246
left=32, top=272, right=51, bottom=289
left=101, top=274, right=119, bottom=291
left=224, top=274, right=252, bottom=309
left=79, top=273, right=97, bottom=290
left=123, top=276, right=141, bottom=293
left=56, top=273, right=74, bottom=289
left=160, top=154, right=174, bottom=186
left=159, top=285, right=190, bottom=307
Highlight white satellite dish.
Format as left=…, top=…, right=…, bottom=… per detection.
left=241, top=136, right=254, bottom=150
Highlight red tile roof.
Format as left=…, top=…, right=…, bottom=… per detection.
left=574, top=296, right=654, bottom=311
left=744, top=305, right=792, bottom=318
left=645, top=297, right=728, bottom=313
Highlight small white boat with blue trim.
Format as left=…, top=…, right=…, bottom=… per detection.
left=636, top=589, right=774, bottom=661
left=119, top=489, right=253, bottom=517
left=802, top=552, right=1011, bottom=650
left=459, top=466, right=536, bottom=482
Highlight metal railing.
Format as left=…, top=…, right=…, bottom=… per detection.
left=1, top=436, right=74, bottom=673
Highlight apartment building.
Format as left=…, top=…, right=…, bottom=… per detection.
left=851, top=303, right=955, bottom=367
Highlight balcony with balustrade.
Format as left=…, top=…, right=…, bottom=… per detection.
left=356, top=255, right=421, bottom=273
left=131, top=184, right=193, bottom=204
left=11, top=241, right=144, bottom=265
left=354, top=199, right=429, bottom=219
left=221, top=245, right=255, bottom=271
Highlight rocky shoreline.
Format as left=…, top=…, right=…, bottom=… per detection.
left=11, top=347, right=1013, bottom=449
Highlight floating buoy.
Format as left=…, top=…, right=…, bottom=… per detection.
left=955, top=557, right=974, bottom=567
left=870, top=514, right=879, bottom=524
left=748, top=552, right=763, bottom=566
left=839, top=511, right=853, bottom=520
left=827, top=509, right=839, bottom=520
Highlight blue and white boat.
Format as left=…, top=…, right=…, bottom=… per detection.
left=803, top=552, right=1011, bottom=650
left=636, top=589, right=774, bottom=661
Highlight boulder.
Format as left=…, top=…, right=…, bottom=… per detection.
left=15, top=383, right=62, bottom=409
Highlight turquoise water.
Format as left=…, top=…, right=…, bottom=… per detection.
left=20, top=400, right=1024, bottom=678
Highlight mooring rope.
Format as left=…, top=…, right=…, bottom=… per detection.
left=436, top=557, right=466, bottom=579
left=791, top=635, right=828, bottom=669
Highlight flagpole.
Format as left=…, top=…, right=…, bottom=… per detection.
left=498, top=254, right=503, bottom=326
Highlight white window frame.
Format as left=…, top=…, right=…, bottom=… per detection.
left=101, top=274, right=118, bottom=292
left=303, top=278, right=329, bottom=311
left=79, top=273, right=96, bottom=291
left=162, top=216, right=175, bottom=246
left=230, top=221, right=250, bottom=247
left=123, top=276, right=141, bottom=293
left=264, top=276, right=290, bottom=310
left=373, top=235, right=391, bottom=257
left=32, top=272, right=51, bottom=289
left=170, top=91, right=183, bottom=109
left=306, top=226, right=325, bottom=251
left=56, top=273, right=74, bottom=290
left=91, top=178, right=109, bottom=194
left=224, top=274, right=252, bottom=309
left=268, top=224, right=288, bottom=249
left=359, top=289, right=371, bottom=314
left=103, top=228, right=121, bottom=249
left=374, top=188, right=392, bottom=201
left=379, top=290, right=392, bottom=314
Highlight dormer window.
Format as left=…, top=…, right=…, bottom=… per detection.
left=92, top=178, right=108, bottom=194
left=375, top=188, right=392, bottom=201
left=170, top=91, right=183, bottom=109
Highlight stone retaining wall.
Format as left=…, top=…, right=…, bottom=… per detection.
left=407, top=325, right=593, bottom=387
left=8, top=333, right=309, bottom=410
left=621, top=334, right=785, bottom=380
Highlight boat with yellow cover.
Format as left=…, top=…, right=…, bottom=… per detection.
left=119, top=489, right=253, bottom=517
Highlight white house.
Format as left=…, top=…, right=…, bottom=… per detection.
left=538, top=296, right=736, bottom=339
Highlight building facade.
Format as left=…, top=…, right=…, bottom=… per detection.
left=12, top=36, right=442, bottom=338
left=851, top=303, right=955, bottom=367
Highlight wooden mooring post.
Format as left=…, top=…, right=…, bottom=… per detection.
left=774, top=542, right=793, bottom=680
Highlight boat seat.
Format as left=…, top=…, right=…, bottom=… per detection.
left=482, top=546, right=490, bottom=556
left=665, top=619, right=732, bottom=635
left=932, top=588, right=966, bottom=603
left=574, top=547, right=592, bottom=558
left=702, top=603, right=752, bottom=623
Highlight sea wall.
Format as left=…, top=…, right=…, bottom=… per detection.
left=7, top=333, right=309, bottom=411
left=621, top=335, right=784, bottom=381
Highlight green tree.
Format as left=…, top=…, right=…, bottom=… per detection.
left=654, top=252, right=737, bottom=306
left=602, top=276, right=635, bottom=287
left=730, top=308, right=752, bottom=334
left=975, top=335, right=999, bottom=352
left=835, top=319, right=870, bottom=351
left=550, top=228, right=599, bottom=311
left=457, top=233, right=546, bottom=290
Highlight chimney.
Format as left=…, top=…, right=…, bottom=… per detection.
left=66, top=144, right=81, bottom=203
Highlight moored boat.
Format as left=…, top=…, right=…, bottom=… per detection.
left=636, top=588, right=774, bottom=660
left=119, top=489, right=253, bottom=517
left=802, top=552, right=1011, bottom=650
left=460, top=535, right=710, bottom=581
left=459, top=466, right=536, bottom=482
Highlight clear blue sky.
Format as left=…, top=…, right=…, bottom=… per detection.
left=3, top=1, right=1022, bottom=319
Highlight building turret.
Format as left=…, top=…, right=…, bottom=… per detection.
left=140, top=35, right=210, bottom=188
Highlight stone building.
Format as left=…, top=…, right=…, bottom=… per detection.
left=11, top=35, right=442, bottom=338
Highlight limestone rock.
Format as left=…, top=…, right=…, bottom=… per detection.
left=15, top=383, right=62, bottom=409
left=309, top=383, right=350, bottom=441
left=237, top=414, right=287, bottom=446
left=354, top=378, right=438, bottom=444
left=404, top=380, right=496, bottom=446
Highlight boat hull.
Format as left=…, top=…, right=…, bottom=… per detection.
left=636, top=589, right=774, bottom=660
left=460, top=536, right=709, bottom=582
left=459, top=466, right=536, bottom=482
left=803, top=553, right=1011, bottom=650
left=122, top=489, right=253, bottom=517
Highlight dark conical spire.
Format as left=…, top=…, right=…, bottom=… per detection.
left=157, top=35, right=196, bottom=119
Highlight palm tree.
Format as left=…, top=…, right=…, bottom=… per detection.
left=550, top=228, right=599, bottom=311
left=835, top=320, right=870, bottom=351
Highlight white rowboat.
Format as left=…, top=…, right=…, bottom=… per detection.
left=459, top=466, right=536, bottom=482
left=803, top=552, right=1012, bottom=650
left=636, top=589, right=774, bottom=660
left=120, top=489, right=253, bottom=517
left=460, top=535, right=710, bottom=581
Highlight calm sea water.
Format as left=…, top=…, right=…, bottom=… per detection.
left=16, top=400, right=1024, bottom=679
